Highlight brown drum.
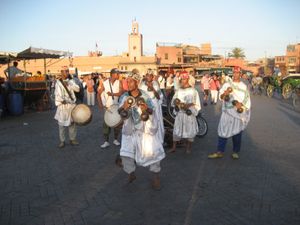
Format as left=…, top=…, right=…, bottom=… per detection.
left=71, top=104, right=92, bottom=126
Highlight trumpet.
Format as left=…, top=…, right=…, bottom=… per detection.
left=174, top=98, right=192, bottom=116
left=232, top=100, right=244, bottom=113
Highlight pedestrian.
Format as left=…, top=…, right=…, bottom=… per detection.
left=173, top=70, right=181, bottom=92
left=73, top=73, right=84, bottom=104
left=54, top=69, right=80, bottom=148
left=118, top=71, right=165, bottom=190
left=86, top=74, right=95, bottom=106
left=209, top=73, right=220, bottom=104
left=169, top=71, right=201, bottom=154
left=188, top=70, right=196, bottom=88
left=201, top=73, right=211, bottom=106
left=166, top=73, right=174, bottom=100
left=157, top=70, right=166, bottom=99
left=208, top=68, right=251, bottom=159
left=121, top=73, right=129, bottom=91
left=97, top=68, right=123, bottom=148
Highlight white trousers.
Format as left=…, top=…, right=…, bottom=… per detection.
left=86, top=91, right=95, bottom=106
left=210, top=90, right=219, bottom=103
left=59, top=123, right=77, bottom=142
left=121, top=156, right=161, bottom=174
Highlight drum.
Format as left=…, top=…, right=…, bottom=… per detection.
left=71, top=104, right=92, bottom=126
left=104, top=104, right=122, bottom=127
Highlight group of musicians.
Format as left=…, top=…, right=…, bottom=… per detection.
left=54, top=67, right=251, bottom=190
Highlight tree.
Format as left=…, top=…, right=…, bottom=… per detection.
left=228, top=47, right=245, bottom=59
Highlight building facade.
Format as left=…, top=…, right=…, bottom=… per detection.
left=285, top=43, right=300, bottom=74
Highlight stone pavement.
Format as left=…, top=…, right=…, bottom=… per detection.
left=0, top=95, right=300, bottom=225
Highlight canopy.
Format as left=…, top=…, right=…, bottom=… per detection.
left=17, top=47, right=72, bottom=59
left=283, top=74, right=300, bottom=80
left=0, top=51, right=17, bottom=64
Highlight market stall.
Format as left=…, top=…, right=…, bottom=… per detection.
left=1, top=47, right=71, bottom=115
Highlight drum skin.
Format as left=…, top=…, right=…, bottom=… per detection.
left=71, top=104, right=92, bottom=126
left=104, top=104, right=122, bottom=127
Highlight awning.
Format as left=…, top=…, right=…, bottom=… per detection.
left=201, top=55, right=222, bottom=59
left=17, top=47, right=72, bottom=59
left=0, top=52, right=17, bottom=64
left=283, top=74, right=300, bottom=80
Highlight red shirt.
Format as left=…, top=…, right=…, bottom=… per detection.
left=86, top=79, right=95, bottom=93
left=209, top=79, right=220, bottom=91
left=122, top=79, right=128, bottom=91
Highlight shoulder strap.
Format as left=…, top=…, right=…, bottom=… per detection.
left=59, top=79, right=74, bottom=101
left=108, top=79, right=115, bottom=100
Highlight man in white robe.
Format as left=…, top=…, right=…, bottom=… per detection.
left=54, top=69, right=80, bottom=148
left=169, top=71, right=201, bottom=154
left=118, top=72, right=165, bottom=190
left=208, top=69, right=251, bottom=159
left=139, top=69, right=165, bottom=144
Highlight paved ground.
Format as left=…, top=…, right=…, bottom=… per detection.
left=0, top=94, right=300, bottom=225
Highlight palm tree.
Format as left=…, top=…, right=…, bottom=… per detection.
left=228, top=47, right=245, bottom=59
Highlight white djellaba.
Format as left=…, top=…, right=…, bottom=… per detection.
left=54, top=79, right=79, bottom=126
left=218, top=81, right=251, bottom=138
left=171, top=87, right=201, bottom=139
left=118, top=91, right=165, bottom=167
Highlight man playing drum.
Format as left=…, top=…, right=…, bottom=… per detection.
left=54, top=69, right=80, bottom=148
left=208, top=67, right=251, bottom=159
left=118, top=72, right=165, bottom=190
left=97, top=68, right=123, bottom=148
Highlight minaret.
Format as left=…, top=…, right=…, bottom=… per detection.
left=128, top=20, right=143, bottom=62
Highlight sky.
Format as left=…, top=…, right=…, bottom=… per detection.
left=0, top=0, right=299, bottom=60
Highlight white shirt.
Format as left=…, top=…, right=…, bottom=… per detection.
left=166, top=76, right=174, bottom=89
left=158, top=75, right=165, bottom=89
left=4, top=66, right=22, bottom=79
left=102, top=79, right=120, bottom=108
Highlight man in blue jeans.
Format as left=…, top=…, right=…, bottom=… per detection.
left=208, top=68, right=251, bottom=159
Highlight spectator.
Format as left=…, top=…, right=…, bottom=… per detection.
left=209, top=74, right=220, bottom=104
left=200, top=73, right=211, bottom=106
left=86, top=74, right=95, bottom=106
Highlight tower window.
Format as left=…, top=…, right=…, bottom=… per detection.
left=133, top=46, right=136, bottom=50
left=165, top=53, right=168, bottom=60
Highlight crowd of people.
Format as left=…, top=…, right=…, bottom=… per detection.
left=53, top=66, right=251, bottom=190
